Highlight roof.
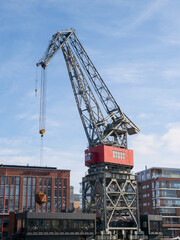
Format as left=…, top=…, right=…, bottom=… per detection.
left=16, top=212, right=96, bottom=220
left=0, top=164, right=70, bottom=172
left=136, top=166, right=180, bottom=174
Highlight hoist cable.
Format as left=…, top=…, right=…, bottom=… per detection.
left=35, top=67, right=38, bottom=97
left=39, top=68, right=47, bottom=166
left=40, top=136, right=44, bottom=166
left=39, top=68, right=47, bottom=136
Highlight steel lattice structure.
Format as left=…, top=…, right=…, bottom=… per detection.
left=37, top=29, right=139, bottom=149
left=82, top=164, right=139, bottom=234
left=37, top=29, right=140, bottom=236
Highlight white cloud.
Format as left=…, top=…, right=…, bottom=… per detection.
left=0, top=138, right=22, bottom=147
left=158, top=99, right=180, bottom=111
left=131, top=133, right=162, bottom=155
left=0, top=149, right=21, bottom=155
left=102, top=62, right=147, bottom=84
left=162, top=123, right=180, bottom=154
left=113, top=0, right=169, bottom=37
left=131, top=122, right=180, bottom=172
left=162, top=35, right=180, bottom=46
left=16, top=112, right=38, bottom=121
left=137, top=113, right=153, bottom=119
left=122, top=0, right=168, bottom=34
left=163, top=68, right=180, bottom=78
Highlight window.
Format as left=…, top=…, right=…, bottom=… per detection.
left=27, top=178, right=31, bottom=210
left=156, top=190, right=159, bottom=197
left=152, top=191, right=155, bottom=198
left=1, top=185, right=4, bottom=196
left=161, top=180, right=166, bottom=188
left=47, top=178, right=52, bottom=212
left=15, top=196, right=19, bottom=210
left=54, top=178, right=58, bottom=212
left=63, top=179, right=67, bottom=210
left=137, top=174, right=141, bottom=182
left=0, top=196, right=3, bottom=211
left=54, top=198, right=58, bottom=212
left=58, top=178, right=62, bottom=212
left=43, top=177, right=47, bottom=211
left=155, top=180, right=159, bottom=189
left=0, top=176, right=5, bottom=212
left=143, top=193, right=149, bottom=198
left=157, top=199, right=160, bottom=207
left=112, top=150, right=125, bottom=159
left=5, top=199, right=8, bottom=213
left=5, top=185, right=9, bottom=197
left=39, top=177, right=43, bottom=192
left=16, top=177, right=20, bottom=185
left=28, top=177, right=31, bottom=186
left=6, top=177, right=10, bottom=185
left=15, top=178, right=20, bottom=211
left=5, top=178, right=9, bottom=213
left=10, top=185, right=14, bottom=196
left=16, top=185, right=19, bottom=196
left=169, top=181, right=180, bottom=189
left=23, top=177, right=27, bottom=210
left=24, top=177, right=27, bottom=185
left=150, top=221, right=162, bottom=233
left=160, top=208, right=176, bottom=215
left=85, top=153, right=92, bottom=161
left=161, top=190, right=177, bottom=198
left=1, top=176, right=5, bottom=185
left=142, top=173, right=145, bottom=181
left=143, top=221, right=147, bottom=228
left=10, top=177, right=15, bottom=211
left=33, top=178, right=36, bottom=187
left=146, top=170, right=150, bottom=180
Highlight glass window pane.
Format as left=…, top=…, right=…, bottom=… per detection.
left=16, top=177, right=20, bottom=185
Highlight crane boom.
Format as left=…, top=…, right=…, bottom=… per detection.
left=36, top=29, right=139, bottom=149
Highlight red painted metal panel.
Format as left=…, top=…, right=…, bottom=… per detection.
left=85, top=145, right=133, bottom=167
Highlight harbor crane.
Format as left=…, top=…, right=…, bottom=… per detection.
left=36, top=29, right=140, bottom=237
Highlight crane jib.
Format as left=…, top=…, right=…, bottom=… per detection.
left=36, top=29, right=140, bottom=149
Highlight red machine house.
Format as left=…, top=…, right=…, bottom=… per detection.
left=85, top=145, right=133, bottom=168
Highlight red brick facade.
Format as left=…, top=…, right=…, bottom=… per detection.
left=137, top=167, right=180, bottom=238
left=0, top=165, right=70, bottom=214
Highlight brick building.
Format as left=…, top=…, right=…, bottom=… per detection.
left=137, top=167, right=180, bottom=238
left=0, top=164, right=70, bottom=238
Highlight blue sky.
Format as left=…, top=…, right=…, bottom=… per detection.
left=0, top=0, right=180, bottom=191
